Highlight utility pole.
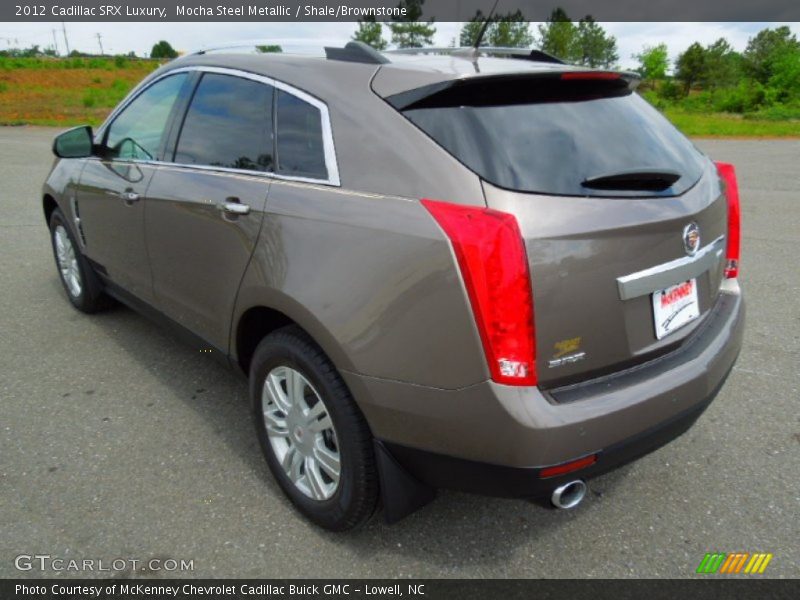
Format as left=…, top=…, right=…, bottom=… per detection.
left=61, top=22, right=70, bottom=55
left=95, top=33, right=104, bottom=55
left=51, top=29, right=59, bottom=55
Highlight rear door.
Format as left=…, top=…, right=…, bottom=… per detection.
left=144, top=71, right=273, bottom=351
left=396, top=73, right=728, bottom=387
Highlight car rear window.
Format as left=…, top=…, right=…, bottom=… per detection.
left=402, top=80, right=706, bottom=197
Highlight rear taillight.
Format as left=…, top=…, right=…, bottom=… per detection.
left=560, top=71, right=621, bottom=81
left=715, top=162, right=741, bottom=279
left=421, top=199, right=536, bottom=386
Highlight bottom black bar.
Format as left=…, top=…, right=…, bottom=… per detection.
left=1, top=579, right=797, bottom=600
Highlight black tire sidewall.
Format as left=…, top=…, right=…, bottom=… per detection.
left=250, top=330, right=374, bottom=531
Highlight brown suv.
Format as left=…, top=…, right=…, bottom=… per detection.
left=42, top=43, right=745, bottom=530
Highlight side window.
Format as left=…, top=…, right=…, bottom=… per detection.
left=105, top=73, right=187, bottom=161
left=276, top=89, right=327, bottom=180
left=174, top=73, right=273, bottom=171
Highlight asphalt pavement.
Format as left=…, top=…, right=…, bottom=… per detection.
left=0, top=127, right=798, bottom=578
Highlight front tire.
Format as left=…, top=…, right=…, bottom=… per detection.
left=49, top=208, right=108, bottom=313
left=250, top=326, right=378, bottom=531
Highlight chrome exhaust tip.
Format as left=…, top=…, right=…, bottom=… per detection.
left=550, top=480, right=587, bottom=509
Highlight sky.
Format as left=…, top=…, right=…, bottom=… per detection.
left=0, top=22, right=798, bottom=69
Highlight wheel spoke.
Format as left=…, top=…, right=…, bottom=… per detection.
left=288, top=368, right=306, bottom=408
left=264, top=371, right=292, bottom=414
left=308, top=413, right=333, bottom=434
left=289, top=446, right=304, bottom=482
left=305, top=457, right=328, bottom=500
left=312, top=444, right=340, bottom=478
left=263, top=409, right=288, bottom=437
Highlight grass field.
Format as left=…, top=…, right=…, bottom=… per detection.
left=0, top=56, right=160, bottom=127
left=663, top=109, right=800, bottom=137
left=1, top=56, right=798, bottom=137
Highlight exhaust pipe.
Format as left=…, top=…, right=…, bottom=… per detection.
left=550, top=480, right=587, bottom=509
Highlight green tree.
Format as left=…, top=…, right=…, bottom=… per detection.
left=352, top=17, right=387, bottom=50
left=487, top=12, right=533, bottom=48
left=702, top=38, right=740, bottom=90
left=537, top=8, right=579, bottom=62
left=634, top=43, right=669, bottom=83
left=743, top=26, right=800, bottom=84
left=389, top=0, right=436, bottom=49
left=255, top=44, right=283, bottom=53
left=768, top=50, right=800, bottom=101
left=575, top=17, right=618, bottom=67
left=675, top=42, right=706, bottom=93
left=460, top=10, right=532, bottom=48
left=150, top=40, right=178, bottom=59
left=459, top=11, right=486, bottom=47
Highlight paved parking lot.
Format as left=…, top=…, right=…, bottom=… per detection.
left=0, top=127, right=798, bottom=578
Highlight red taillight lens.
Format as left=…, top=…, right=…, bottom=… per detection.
left=539, top=454, right=598, bottom=479
left=421, top=199, right=536, bottom=386
left=715, top=162, right=741, bottom=278
left=560, top=71, right=621, bottom=81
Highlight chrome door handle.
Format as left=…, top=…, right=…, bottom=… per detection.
left=220, top=201, right=250, bottom=215
left=120, top=191, right=140, bottom=202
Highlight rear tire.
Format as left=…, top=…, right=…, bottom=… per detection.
left=250, top=325, right=378, bottom=531
left=49, top=208, right=109, bottom=313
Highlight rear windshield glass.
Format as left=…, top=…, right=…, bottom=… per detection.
left=403, top=89, right=706, bottom=197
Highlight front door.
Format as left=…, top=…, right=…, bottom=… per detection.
left=76, top=72, right=190, bottom=303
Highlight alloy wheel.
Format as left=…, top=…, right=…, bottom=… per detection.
left=54, top=225, right=82, bottom=298
left=262, top=366, right=341, bottom=501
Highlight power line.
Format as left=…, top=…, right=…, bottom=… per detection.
left=95, top=32, right=104, bottom=55
left=61, top=22, right=70, bottom=55
left=52, top=29, right=59, bottom=55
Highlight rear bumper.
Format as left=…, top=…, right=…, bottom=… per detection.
left=343, top=284, right=744, bottom=496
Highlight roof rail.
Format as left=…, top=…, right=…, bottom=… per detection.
left=386, top=46, right=566, bottom=64
left=324, top=41, right=389, bottom=65
left=190, top=40, right=293, bottom=55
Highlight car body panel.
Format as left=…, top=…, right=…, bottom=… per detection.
left=145, top=165, right=270, bottom=351
left=231, top=179, right=488, bottom=388
left=482, top=162, right=728, bottom=388
left=74, top=157, right=157, bottom=302
left=345, top=287, right=743, bottom=468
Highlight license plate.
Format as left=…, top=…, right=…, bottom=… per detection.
left=652, top=279, right=700, bottom=340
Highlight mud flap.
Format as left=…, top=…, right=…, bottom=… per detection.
left=374, top=440, right=436, bottom=524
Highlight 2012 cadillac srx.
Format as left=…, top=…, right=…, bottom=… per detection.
left=42, top=43, right=745, bottom=530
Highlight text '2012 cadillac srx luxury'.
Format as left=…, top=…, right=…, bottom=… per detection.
left=42, top=42, right=744, bottom=530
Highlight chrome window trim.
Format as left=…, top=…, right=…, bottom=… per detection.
left=96, top=65, right=340, bottom=187
left=616, top=235, right=726, bottom=300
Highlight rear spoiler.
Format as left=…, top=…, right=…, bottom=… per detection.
left=385, top=70, right=641, bottom=111
left=386, top=46, right=566, bottom=65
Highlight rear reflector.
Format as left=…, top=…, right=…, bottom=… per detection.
left=560, top=71, right=621, bottom=81
left=539, top=454, right=598, bottom=479
left=715, top=162, right=741, bottom=279
left=421, top=199, right=537, bottom=386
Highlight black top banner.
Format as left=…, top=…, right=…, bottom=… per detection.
left=5, top=0, right=800, bottom=22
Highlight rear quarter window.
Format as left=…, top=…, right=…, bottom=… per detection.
left=275, top=90, right=327, bottom=180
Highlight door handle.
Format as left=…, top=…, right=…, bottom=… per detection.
left=220, top=198, right=250, bottom=216
left=120, top=190, right=140, bottom=203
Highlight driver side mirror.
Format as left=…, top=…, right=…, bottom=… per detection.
left=52, top=125, right=94, bottom=158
